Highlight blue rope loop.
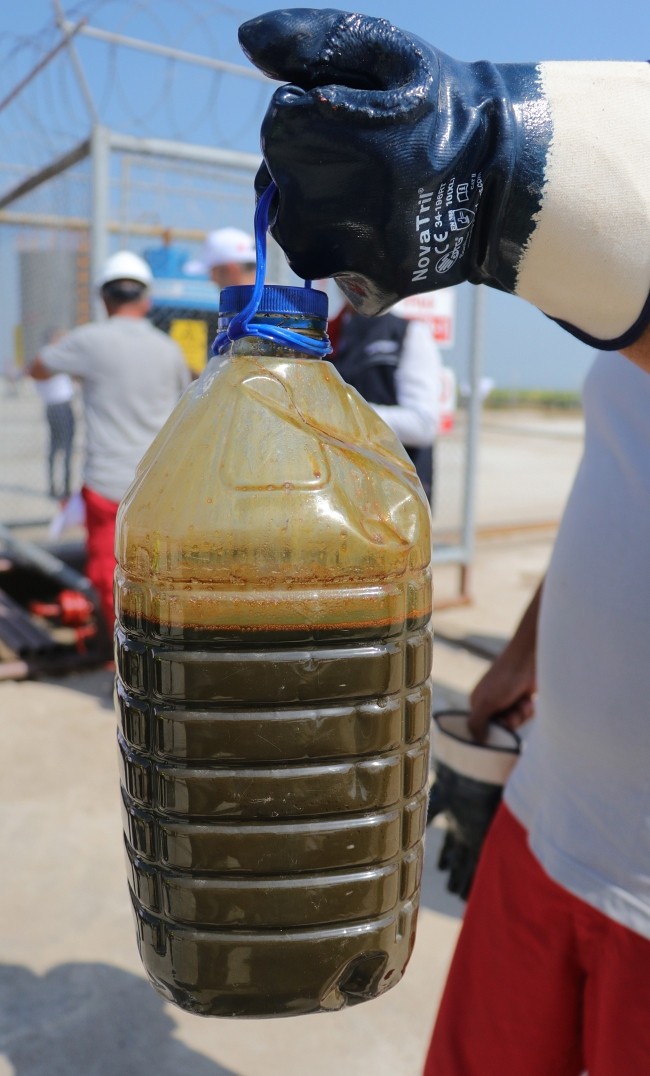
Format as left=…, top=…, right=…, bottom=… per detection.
left=212, top=182, right=331, bottom=358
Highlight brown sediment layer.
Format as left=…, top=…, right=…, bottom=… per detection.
left=115, top=570, right=433, bottom=639
left=118, top=608, right=432, bottom=642
left=116, top=616, right=432, bottom=1017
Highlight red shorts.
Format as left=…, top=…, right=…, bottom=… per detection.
left=82, top=485, right=119, bottom=634
left=424, top=803, right=650, bottom=1076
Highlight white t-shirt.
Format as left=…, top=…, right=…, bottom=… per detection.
left=505, top=350, right=650, bottom=939
left=371, top=320, right=441, bottom=447
left=33, top=372, right=75, bottom=405
left=41, top=316, right=191, bottom=502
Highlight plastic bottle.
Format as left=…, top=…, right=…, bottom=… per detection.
left=115, top=283, right=433, bottom=1018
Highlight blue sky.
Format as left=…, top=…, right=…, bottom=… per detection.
left=1, top=0, right=648, bottom=389
left=5, top=0, right=648, bottom=65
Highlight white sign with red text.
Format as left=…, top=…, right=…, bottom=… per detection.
left=391, top=288, right=457, bottom=349
left=438, top=366, right=457, bottom=433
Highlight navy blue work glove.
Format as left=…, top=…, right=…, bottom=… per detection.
left=426, top=711, right=520, bottom=900
left=426, top=762, right=503, bottom=901
left=239, top=9, right=650, bottom=349
left=239, top=8, right=522, bottom=315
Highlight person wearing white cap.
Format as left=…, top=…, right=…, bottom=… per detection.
left=185, top=227, right=256, bottom=289
left=29, top=250, right=191, bottom=640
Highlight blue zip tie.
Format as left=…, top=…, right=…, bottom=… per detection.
left=211, top=182, right=332, bottom=358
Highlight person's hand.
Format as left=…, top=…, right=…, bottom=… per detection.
left=239, top=10, right=650, bottom=347
left=468, top=649, right=536, bottom=743
left=240, top=8, right=513, bottom=315
left=467, top=581, right=541, bottom=742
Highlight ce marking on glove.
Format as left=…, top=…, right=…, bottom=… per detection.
left=434, top=231, right=449, bottom=254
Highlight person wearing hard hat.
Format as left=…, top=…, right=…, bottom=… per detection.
left=29, top=250, right=191, bottom=640
left=185, top=227, right=256, bottom=289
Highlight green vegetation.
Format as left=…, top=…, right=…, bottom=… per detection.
left=484, top=389, right=582, bottom=411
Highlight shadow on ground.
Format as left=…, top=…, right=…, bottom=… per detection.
left=0, top=962, right=236, bottom=1076
left=39, top=667, right=115, bottom=710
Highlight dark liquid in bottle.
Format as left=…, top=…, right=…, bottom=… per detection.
left=116, top=613, right=432, bottom=1018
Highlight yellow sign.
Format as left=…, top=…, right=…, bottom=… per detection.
left=170, top=318, right=208, bottom=375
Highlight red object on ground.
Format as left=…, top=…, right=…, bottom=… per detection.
left=29, top=588, right=97, bottom=652
left=57, top=588, right=93, bottom=626
left=30, top=589, right=94, bottom=627
left=424, top=803, right=650, bottom=1076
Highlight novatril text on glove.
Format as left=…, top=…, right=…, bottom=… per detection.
left=239, top=8, right=650, bottom=350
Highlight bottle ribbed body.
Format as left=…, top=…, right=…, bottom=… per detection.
left=115, top=340, right=432, bottom=1017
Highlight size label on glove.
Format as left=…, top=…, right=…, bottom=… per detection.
left=412, top=173, right=483, bottom=285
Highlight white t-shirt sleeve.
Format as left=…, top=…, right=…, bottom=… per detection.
left=371, top=320, right=441, bottom=447
left=40, top=325, right=95, bottom=379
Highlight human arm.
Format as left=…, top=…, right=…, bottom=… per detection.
left=28, top=357, right=55, bottom=381
left=239, top=9, right=650, bottom=350
left=371, top=320, right=440, bottom=447
left=28, top=326, right=91, bottom=381
left=621, top=321, right=650, bottom=375
left=468, top=580, right=543, bottom=743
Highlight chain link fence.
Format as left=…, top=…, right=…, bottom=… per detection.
left=0, top=155, right=91, bottom=534
left=0, top=138, right=481, bottom=592
left=0, top=138, right=264, bottom=536
left=0, top=3, right=482, bottom=602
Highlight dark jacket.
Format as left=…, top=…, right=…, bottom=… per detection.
left=332, top=311, right=434, bottom=498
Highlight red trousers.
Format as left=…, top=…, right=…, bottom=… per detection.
left=82, top=485, right=119, bottom=634
left=424, top=803, right=650, bottom=1076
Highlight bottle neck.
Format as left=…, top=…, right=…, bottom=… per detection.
left=219, top=316, right=329, bottom=360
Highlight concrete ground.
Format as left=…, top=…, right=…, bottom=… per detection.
left=0, top=530, right=555, bottom=1076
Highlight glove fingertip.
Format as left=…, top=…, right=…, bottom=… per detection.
left=238, top=9, right=342, bottom=84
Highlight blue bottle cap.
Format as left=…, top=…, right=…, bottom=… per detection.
left=219, top=284, right=328, bottom=321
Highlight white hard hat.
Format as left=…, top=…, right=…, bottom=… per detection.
left=184, top=228, right=256, bottom=275
left=98, top=250, right=153, bottom=288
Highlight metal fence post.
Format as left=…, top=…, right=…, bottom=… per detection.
left=90, top=124, right=111, bottom=320
left=458, top=285, right=485, bottom=599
